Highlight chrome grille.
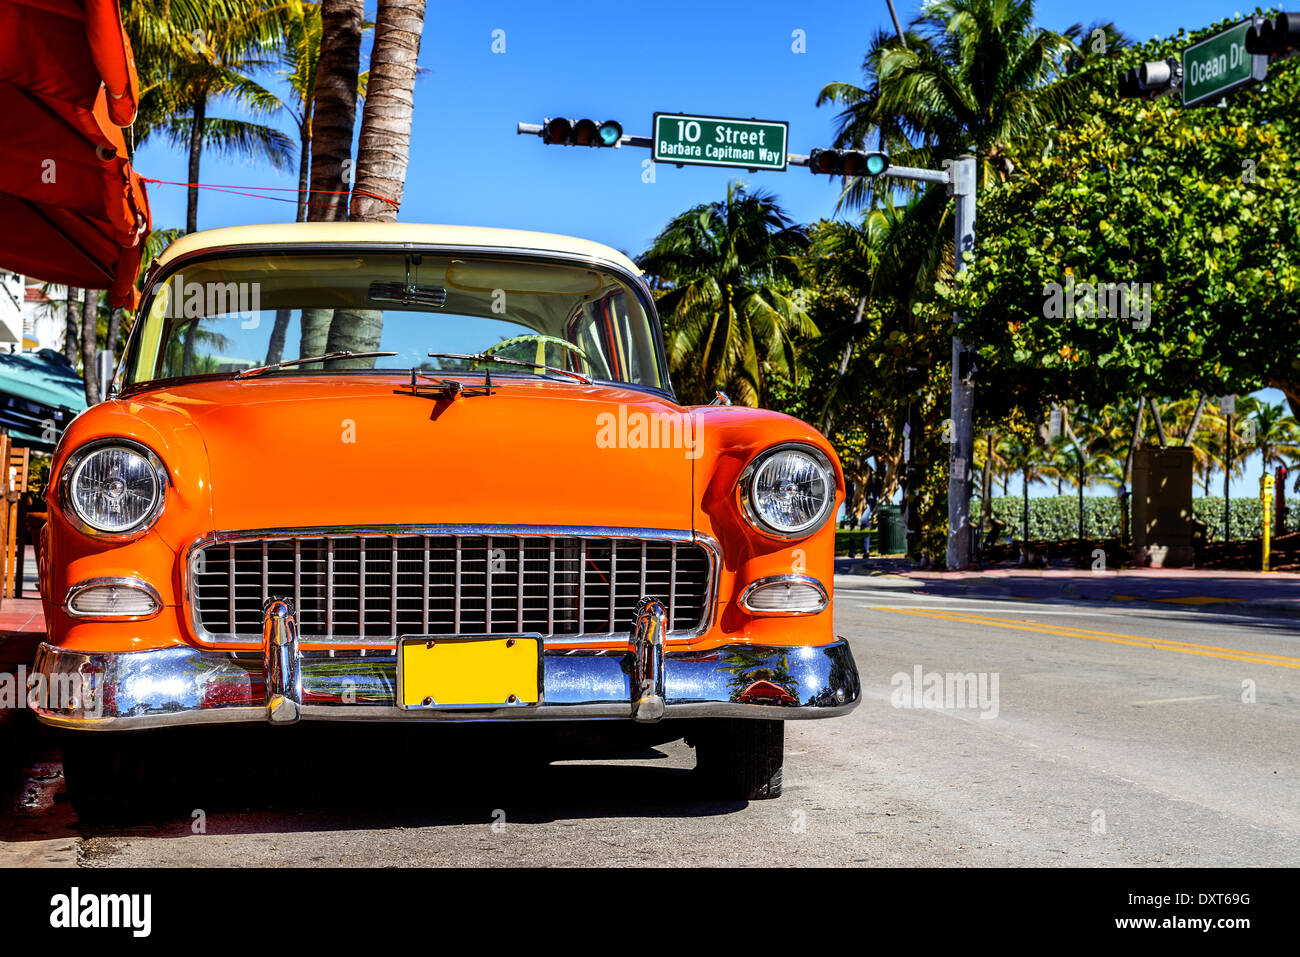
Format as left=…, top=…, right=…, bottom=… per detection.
left=189, top=529, right=714, bottom=644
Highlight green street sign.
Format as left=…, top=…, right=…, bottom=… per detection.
left=1182, top=20, right=1268, bottom=107
left=652, top=113, right=787, bottom=171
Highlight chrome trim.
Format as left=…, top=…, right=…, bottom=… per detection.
left=57, top=438, right=169, bottom=541
left=119, top=243, right=674, bottom=400
left=739, top=575, right=829, bottom=616
left=394, top=633, right=546, bottom=710
left=183, top=524, right=721, bottom=648
left=263, top=598, right=302, bottom=723
left=736, top=442, right=838, bottom=541
left=629, top=598, right=666, bottom=722
left=709, top=391, right=733, bottom=406
left=30, top=637, right=860, bottom=730
left=63, top=577, right=163, bottom=621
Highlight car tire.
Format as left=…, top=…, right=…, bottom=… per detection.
left=692, top=718, right=784, bottom=800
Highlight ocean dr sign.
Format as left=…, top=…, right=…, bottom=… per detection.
left=1182, top=19, right=1268, bottom=107
left=652, top=113, right=788, bottom=171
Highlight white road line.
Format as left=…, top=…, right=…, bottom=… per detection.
left=1130, top=695, right=1222, bottom=706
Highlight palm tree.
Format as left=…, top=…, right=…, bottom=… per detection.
left=132, top=3, right=294, bottom=232
left=321, top=0, right=427, bottom=365
left=1239, top=397, right=1300, bottom=477
left=999, top=432, right=1046, bottom=542
left=816, top=0, right=1097, bottom=212
left=637, top=183, right=815, bottom=407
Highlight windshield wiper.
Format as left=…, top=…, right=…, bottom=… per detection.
left=426, top=352, right=592, bottom=384
left=235, top=351, right=399, bottom=379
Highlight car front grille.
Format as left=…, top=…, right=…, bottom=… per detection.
left=188, top=528, right=715, bottom=645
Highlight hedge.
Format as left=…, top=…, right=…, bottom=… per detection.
left=981, top=495, right=1300, bottom=543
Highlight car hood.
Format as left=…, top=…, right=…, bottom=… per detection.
left=134, top=375, right=697, bottom=534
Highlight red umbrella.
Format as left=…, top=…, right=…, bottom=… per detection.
left=0, top=0, right=151, bottom=307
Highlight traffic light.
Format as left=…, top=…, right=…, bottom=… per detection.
left=1245, top=13, right=1300, bottom=56
left=808, top=149, right=890, bottom=176
left=1117, top=58, right=1182, bottom=99
left=541, top=117, right=623, bottom=147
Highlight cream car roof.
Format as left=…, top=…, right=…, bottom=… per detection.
left=153, top=223, right=643, bottom=277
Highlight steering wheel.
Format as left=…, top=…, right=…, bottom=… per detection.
left=483, top=334, right=592, bottom=372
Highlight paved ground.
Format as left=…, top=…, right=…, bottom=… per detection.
left=3, top=566, right=1298, bottom=867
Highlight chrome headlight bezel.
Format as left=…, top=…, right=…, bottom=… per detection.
left=65, top=577, right=163, bottom=620
left=59, top=438, right=169, bottom=539
left=737, top=442, right=838, bottom=540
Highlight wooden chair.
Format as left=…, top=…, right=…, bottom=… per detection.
left=1, top=437, right=29, bottom=601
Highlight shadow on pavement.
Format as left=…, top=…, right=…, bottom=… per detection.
left=41, top=723, right=748, bottom=838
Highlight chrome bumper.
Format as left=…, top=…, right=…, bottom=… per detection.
left=31, top=598, right=860, bottom=731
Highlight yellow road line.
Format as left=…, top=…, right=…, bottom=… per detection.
left=869, top=606, right=1300, bottom=670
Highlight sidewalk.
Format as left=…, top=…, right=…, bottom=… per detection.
left=835, top=557, right=1300, bottom=618
left=0, top=551, right=46, bottom=748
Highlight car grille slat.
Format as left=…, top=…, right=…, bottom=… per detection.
left=190, top=530, right=713, bottom=645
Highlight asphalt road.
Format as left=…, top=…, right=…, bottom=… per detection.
left=3, top=575, right=1299, bottom=867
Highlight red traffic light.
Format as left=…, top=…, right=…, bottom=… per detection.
left=543, top=117, right=572, bottom=145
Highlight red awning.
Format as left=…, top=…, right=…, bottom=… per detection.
left=0, top=0, right=151, bottom=307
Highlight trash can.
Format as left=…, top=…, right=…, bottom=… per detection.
left=876, top=505, right=907, bottom=555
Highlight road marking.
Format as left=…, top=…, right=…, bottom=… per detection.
left=869, top=606, right=1300, bottom=670
left=1130, top=695, right=1222, bottom=705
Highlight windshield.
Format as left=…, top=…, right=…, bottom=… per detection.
left=123, top=251, right=667, bottom=389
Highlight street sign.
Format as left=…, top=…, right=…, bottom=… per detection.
left=1182, top=20, right=1268, bottom=107
left=652, top=113, right=787, bottom=171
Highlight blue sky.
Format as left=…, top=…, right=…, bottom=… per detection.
left=133, top=0, right=1289, bottom=497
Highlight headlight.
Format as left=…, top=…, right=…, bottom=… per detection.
left=61, top=440, right=167, bottom=536
left=739, top=444, right=837, bottom=538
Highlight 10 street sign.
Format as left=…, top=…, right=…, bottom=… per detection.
left=652, top=113, right=787, bottom=171
left=1182, top=19, right=1268, bottom=107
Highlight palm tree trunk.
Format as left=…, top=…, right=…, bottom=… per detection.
left=64, top=288, right=81, bottom=364
left=349, top=0, right=426, bottom=223
left=1149, top=397, right=1168, bottom=447
left=186, top=90, right=207, bottom=234
left=979, top=432, right=993, bottom=534
left=1021, top=466, right=1030, bottom=542
left=265, top=311, right=292, bottom=366
left=326, top=0, right=426, bottom=363
left=81, top=290, right=100, bottom=405
left=296, top=123, right=312, bottom=223
left=307, top=0, right=363, bottom=224
left=1123, top=396, right=1145, bottom=486
left=817, top=296, right=867, bottom=434
left=1182, top=393, right=1208, bottom=447
left=104, top=306, right=123, bottom=393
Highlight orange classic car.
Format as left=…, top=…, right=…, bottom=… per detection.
left=32, top=223, right=860, bottom=814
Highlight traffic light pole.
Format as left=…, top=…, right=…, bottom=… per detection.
left=947, top=155, right=978, bottom=570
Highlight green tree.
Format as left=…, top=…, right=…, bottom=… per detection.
left=131, top=1, right=295, bottom=233
left=637, top=183, right=814, bottom=407
left=941, top=21, right=1300, bottom=426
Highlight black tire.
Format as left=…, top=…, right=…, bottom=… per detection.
left=60, top=732, right=172, bottom=825
left=692, top=719, right=784, bottom=800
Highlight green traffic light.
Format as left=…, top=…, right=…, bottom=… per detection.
left=865, top=152, right=889, bottom=176
left=598, top=121, right=623, bottom=146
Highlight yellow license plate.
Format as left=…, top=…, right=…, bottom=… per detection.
left=397, top=635, right=542, bottom=709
